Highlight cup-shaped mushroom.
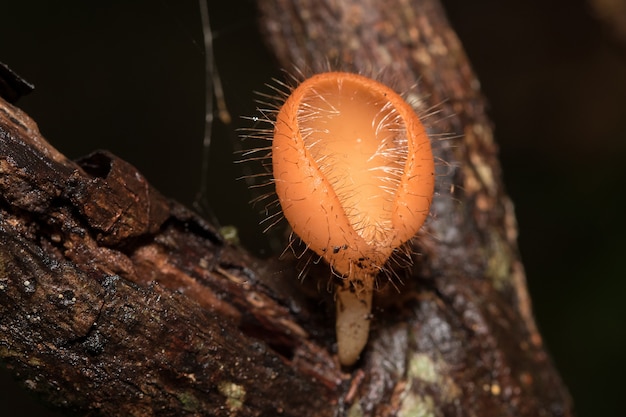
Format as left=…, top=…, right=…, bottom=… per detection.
left=272, top=72, right=434, bottom=365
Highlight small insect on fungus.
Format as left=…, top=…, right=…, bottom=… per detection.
left=268, top=71, right=435, bottom=365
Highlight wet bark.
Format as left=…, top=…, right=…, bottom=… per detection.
left=0, top=0, right=574, bottom=416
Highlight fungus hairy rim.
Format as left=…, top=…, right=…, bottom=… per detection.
left=271, top=72, right=435, bottom=365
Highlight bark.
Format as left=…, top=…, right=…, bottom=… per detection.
left=0, top=0, right=574, bottom=416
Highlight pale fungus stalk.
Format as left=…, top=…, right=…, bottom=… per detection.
left=335, top=274, right=374, bottom=366
left=271, top=72, right=434, bottom=365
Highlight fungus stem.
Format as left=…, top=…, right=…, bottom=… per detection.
left=335, top=276, right=374, bottom=366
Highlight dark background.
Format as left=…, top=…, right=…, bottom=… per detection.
left=2, top=1, right=624, bottom=416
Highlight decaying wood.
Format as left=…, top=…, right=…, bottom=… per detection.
left=0, top=0, right=573, bottom=416
left=258, top=0, right=575, bottom=414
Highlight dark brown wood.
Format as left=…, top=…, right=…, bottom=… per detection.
left=0, top=98, right=343, bottom=416
left=257, top=1, right=574, bottom=414
left=0, top=0, right=574, bottom=416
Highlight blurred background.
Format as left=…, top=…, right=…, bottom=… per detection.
left=1, top=0, right=625, bottom=416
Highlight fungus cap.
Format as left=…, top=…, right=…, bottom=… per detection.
left=272, top=72, right=434, bottom=278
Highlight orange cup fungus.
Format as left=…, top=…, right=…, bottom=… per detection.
left=271, top=72, right=435, bottom=365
